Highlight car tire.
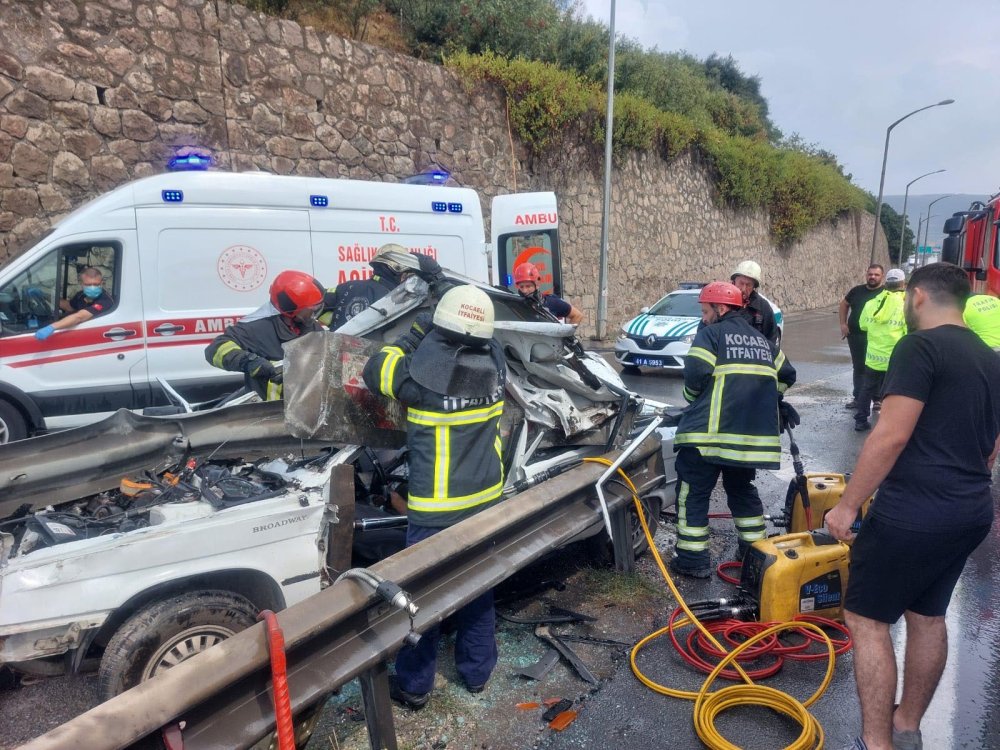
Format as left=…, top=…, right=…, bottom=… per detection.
left=98, top=590, right=258, bottom=702
left=587, top=492, right=662, bottom=565
left=0, top=399, right=27, bottom=444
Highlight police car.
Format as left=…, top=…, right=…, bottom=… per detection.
left=614, top=283, right=783, bottom=372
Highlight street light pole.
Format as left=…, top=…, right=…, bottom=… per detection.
left=595, top=0, right=616, bottom=340
left=921, top=195, right=953, bottom=266
left=899, top=169, right=945, bottom=263
left=869, top=99, right=954, bottom=265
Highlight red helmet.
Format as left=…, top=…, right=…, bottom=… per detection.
left=698, top=281, right=743, bottom=308
left=269, top=270, right=325, bottom=316
left=513, top=262, right=541, bottom=285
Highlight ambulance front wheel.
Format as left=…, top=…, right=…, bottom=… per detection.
left=0, top=399, right=27, bottom=443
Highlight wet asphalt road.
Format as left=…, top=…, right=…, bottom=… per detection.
left=4, top=308, right=1000, bottom=749
left=553, top=308, right=1000, bottom=750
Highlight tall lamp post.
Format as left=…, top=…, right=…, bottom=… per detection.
left=869, top=99, right=955, bottom=265
left=595, top=0, right=616, bottom=340
left=921, top=194, right=952, bottom=266
left=899, top=169, right=945, bottom=263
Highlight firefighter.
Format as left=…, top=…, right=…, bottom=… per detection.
left=731, top=260, right=778, bottom=343
left=672, top=281, right=796, bottom=578
left=512, top=261, right=584, bottom=324
left=963, top=293, right=1000, bottom=350
left=362, top=284, right=506, bottom=709
left=321, top=244, right=443, bottom=329
left=854, top=268, right=907, bottom=431
left=205, top=270, right=325, bottom=399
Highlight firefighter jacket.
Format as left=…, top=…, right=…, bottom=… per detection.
left=675, top=310, right=796, bottom=469
left=859, top=290, right=906, bottom=371
left=204, top=315, right=323, bottom=399
left=963, top=294, right=1000, bottom=349
left=740, top=291, right=778, bottom=344
left=320, top=273, right=398, bottom=330
left=362, top=331, right=507, bottom=528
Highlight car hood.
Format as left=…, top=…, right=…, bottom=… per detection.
left=623, top=314, right=699, bottom=338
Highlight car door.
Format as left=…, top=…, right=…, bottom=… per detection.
left=0, top=234, right=148, bottom=429
left=136, top=206, right=313, bottom=405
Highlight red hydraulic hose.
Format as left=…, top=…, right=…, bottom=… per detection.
left=259, top=609, right=295, bottom=750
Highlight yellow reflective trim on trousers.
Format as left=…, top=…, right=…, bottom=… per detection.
left=708, top=375, right=724, bottom=433
left=408, top=479, right=504, bottom=512
left=737, top=530, right=767, bottom=541
left=407, top=401, right=504, bottom=426
left=677, top=523, right=709, bottom=536
left=675, top=432, right=780, bottom=447
left=677, top=538, right=710, bottom=551
left=434, top=425, right=448, bottom=498
left=379, top=346, right=404, bottom=398
left=265, top=381, right=283, bottom=401
left=211, top=340, right=242, bottom=368
left=713, top=364, right=777, bottom=378
left=687, top=346, right=716, bottom=367
left=695, top=446, right=780, bottom=464
left=733, top=515, right=766, bottom=528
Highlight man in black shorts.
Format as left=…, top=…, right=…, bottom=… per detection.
left=826, top=262, right=1000, bottom=750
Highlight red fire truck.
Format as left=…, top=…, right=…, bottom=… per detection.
left=941, top=192, right=1000, bottom=295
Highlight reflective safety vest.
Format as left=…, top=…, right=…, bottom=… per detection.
left=859, top=290, right=906, bottom=371
left=675, top=310, right=796, bottom=469
left=362, top=336, right=507, bottom=528
left=964, top=294, right=1000, bottom=350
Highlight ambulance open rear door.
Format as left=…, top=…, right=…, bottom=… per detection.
left=490, top=193, right=561, bottom=295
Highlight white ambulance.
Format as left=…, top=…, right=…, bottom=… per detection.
left=0, top=171, right=561, bottom=441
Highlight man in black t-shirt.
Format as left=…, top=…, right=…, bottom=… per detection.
left=838, top=264, right=884, bottom=409
left=34, top=266, right=115, bottom=342
left=826, top=263, right=1000, bottom=750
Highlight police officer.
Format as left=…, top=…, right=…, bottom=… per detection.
left=512, top=261, right=584, bottom=324
left=205, top=270, right=325, bottom=399
left=672, top=281, right=796, bottom=578
left=322, top=244, right=443, bottom=329
left=963, top=293, right=1000, bottom=350
left=731, top=260, right=778, bottom=343
left=363, top=284, right=506, bottom=709
left=854, top=268, right=907, bottom=431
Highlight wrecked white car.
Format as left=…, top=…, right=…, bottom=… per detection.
left=0, top=272, right=676, bottom=700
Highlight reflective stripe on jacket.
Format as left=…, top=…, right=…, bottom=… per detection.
left=675, top=310, right=796, bottom=469
left=362, top=336, right=507, bottom=528
left=859, top=290, right=906, bottom=371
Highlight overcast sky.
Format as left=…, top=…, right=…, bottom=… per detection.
left=580, top=0, right=1000, bottom=199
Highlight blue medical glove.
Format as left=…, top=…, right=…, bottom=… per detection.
left=34, top=324, right=55, bottom=341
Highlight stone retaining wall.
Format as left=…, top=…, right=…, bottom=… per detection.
left=0, top=0, right=888, bottom=337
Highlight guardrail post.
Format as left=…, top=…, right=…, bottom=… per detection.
left=358, top=661, right=398, bottom=750
left=610, top=505, right=634, bottom=572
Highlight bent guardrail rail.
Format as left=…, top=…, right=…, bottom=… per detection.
left=22, top=435, right=664, bottom=750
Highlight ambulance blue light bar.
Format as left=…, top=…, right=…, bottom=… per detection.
left=161, top=190, right=184, bottom=203
left=432, top=201, right=447, bottom=213
left=448, top=203, right=463, bottom=213
left=310, top=195, right=329, bottom=207
left=167, top=153, right=212, bottom=171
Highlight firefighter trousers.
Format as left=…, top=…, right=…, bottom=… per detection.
left=674, top=447, right=766, bottom=567
left=395, top=523, right=498, bottom=694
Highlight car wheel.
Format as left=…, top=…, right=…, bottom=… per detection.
left=587, top=492, right=662, bottom=565
left=0, top=399, right=27, bottom=444
left=98, top=590, right=258, bottom=701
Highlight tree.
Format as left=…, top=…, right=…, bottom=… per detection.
left=878, top=204, right=914, bottom=264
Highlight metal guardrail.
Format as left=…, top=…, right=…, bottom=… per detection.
left=22, top=435, right=664, bottom=750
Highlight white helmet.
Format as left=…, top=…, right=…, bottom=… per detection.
left=731, top=260, right=762, bottom=287
left=370, top=244, right=420, bottom=275
left=433, top=285, right=495, bottom=343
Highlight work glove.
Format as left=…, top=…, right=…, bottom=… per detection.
left=34, top=324, right=55, bottom=341
left=394, top=311, right=435, bottom=353
left=248, top=357, right=282, bottom=385
left=778, top=400, right=800, bottom=431
left=415, top=254, right=444, bottom=282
